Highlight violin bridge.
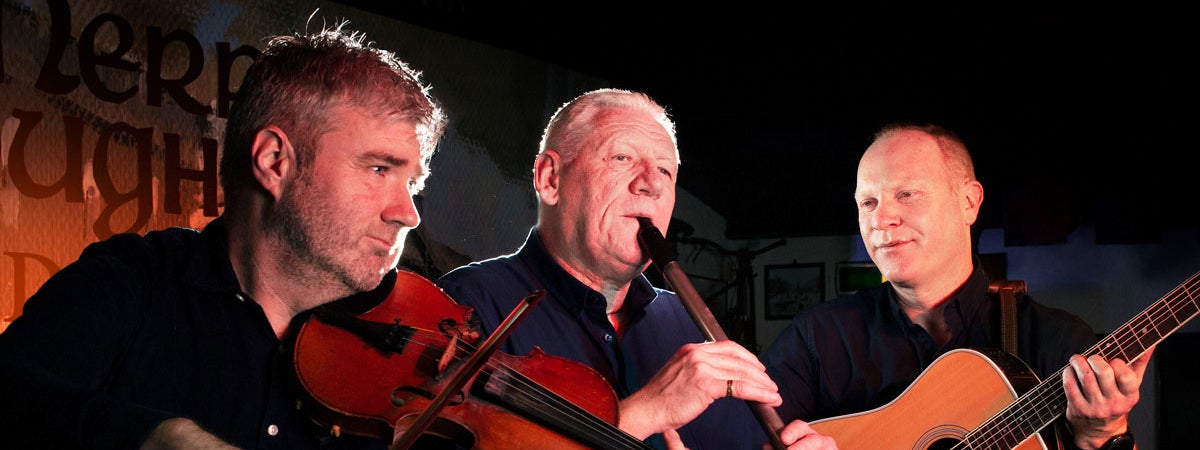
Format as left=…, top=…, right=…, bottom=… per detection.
left=437, top=334, right=458, bottom=376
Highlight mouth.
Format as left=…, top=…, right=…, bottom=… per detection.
left=366, top=235, right=400, bottom=251
left=875, top=240, right=909, bottom=251
left=631, top=216, right=658, bottom=231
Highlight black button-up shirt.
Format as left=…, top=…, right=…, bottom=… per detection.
left=763, top=258, right=1097, bottom=425
left=0, top=216, right=387, bottom=450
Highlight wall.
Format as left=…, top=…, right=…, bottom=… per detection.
left=0, top=0, right=609, bottom=329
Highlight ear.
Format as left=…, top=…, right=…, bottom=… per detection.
left=961, top=179, right=984, bottom=226
left=533, top=150, right=562, bottom=206
left=250, top=126, right=295, bottom=201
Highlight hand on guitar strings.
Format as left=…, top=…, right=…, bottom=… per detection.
left=1062, top=345, right=1155, bottom=449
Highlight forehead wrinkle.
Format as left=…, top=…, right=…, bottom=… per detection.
left=568, top=114, right=677, bottom=169
left=605, top=127, right=676, bottom=159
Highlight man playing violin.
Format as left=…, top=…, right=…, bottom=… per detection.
left=436, top=89, right=833, bottom=450
left=0, top=22, right=445, bottom=449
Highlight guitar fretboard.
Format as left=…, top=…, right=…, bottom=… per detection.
left=960, top=270, right=1200, bottom=450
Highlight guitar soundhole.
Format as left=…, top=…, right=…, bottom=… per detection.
left=927, top=438, right=960, bottom=450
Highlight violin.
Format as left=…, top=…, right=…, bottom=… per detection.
left=291, top=269, right=652, bottom=450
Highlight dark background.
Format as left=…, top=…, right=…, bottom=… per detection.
left=333, top=1, right=1197, bottom=244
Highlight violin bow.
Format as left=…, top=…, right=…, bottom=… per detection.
left=389, top=290, right=547, bottom=450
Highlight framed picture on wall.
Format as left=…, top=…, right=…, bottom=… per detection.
left=763, top=263, right=825, bottom=320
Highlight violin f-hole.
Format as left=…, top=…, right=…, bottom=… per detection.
left=391, top=385, right=463, bottom=408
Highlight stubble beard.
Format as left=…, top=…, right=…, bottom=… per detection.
left=269, top=178, right=387, bottom=295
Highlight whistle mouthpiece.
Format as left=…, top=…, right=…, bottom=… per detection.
left=636, top=217, right=656, bottom=231
left=635, top=217, right=678, bottom=267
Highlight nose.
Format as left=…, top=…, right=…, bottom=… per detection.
left=383, top=190, right=421, bottom=229
left=630, top=161, right=665, bottom=199
left=864, top=200, right=899, bottom=231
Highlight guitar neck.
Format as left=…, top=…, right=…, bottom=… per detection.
left=966, top=270, right=1200, bottom=449
left=1089, top=271, right=1200, bottom=363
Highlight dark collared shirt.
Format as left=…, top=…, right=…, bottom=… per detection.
left=763, top=258, right=1097, bottom=426
left=0, top=216, right=387, bottom=450
left=436, top=228, right=769, bottom=450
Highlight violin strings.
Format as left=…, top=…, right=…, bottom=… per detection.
left=396, top=328, right=651, bottom=449
left=485, top=360, right=651, bottom=450
left=405, top=330, right=649, bottom=449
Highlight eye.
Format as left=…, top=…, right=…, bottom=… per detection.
left=858, top=198, right=877, bottom=211
left=370, top=166, right=389, bottom=175
left=611, top=154, right=632, bottom=162
left=408, top=176, right=426, bottom=194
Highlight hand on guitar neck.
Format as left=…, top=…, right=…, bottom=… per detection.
left=761, top=322, right=1154, bottom=450
left=1061, top=347, right=1153, bottom=450
left=803, top=265, right=1199, bottom=450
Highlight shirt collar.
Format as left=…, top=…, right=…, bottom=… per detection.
left=517, top=227, right=659, bottom=322
left=181, top=215, right=397, bottom=306
left=948, top=255, right=993, bottom=321
left=884, top=256, right=992, bottom=326
left=181, top=215, right=241, bottom=295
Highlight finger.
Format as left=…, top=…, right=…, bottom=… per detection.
left=694, top=341, right=768, bottom=370
left=726, top=379, right=783, bottom=407
left=718, top=370, right=779, bottom=401
left=1085, top=354, right=1120, bottom=397
left=729, top=368, right=779, bottom=393
left=682, top=346, right=778, bottom=392
left=670, top=344, right=780, bottom=403
left=663, top=429, right=689, bottom=450
left=1107, top=356, right=1146, bottom=396
left=777, top=419, right=837, bottom=449
left=1062, top=360, right=1087, bottom=406
left=778, top=420, right=816, bottom=446
left=1129, top=345, right=1154, bottom=377
left=1068, top=354, right=1100, bottom=401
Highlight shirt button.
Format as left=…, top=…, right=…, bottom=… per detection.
left=604, top=334, right=614, bottom=343
left=267, top=424, right=279, bottom=436
left=234, top=293, right=247, bottom=302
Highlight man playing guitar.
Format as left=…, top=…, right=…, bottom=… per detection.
left=764, top=123, right=1147, bottom=450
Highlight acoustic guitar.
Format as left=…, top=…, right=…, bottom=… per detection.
left=810, top=269, right=1200, bottom=450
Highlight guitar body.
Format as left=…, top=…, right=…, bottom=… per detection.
left=809, top=270, right=1200, bottom=450
left=810, top=348, right=1049, bottom=450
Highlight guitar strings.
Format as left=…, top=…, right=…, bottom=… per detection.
left=956, top=273, right=1200, bottom=450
